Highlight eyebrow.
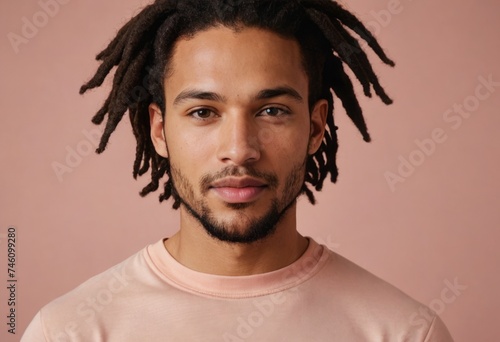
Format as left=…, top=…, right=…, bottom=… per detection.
left=172, top=86, right=303, bottom=107
left=173, top=90, right=227, bottom=107
left=255, top=86, right=303, bottom=102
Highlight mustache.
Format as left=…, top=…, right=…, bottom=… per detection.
left=200, top=166, right=279, bottom=193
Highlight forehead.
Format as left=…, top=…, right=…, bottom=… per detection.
left=165, top=26, right=308, bottom=99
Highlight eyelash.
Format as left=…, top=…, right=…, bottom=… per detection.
left=188, top=106, right=291, bottom=121
left=259, top=107, right=291, bottom=117
left=188, top=109, right=215, bottom=120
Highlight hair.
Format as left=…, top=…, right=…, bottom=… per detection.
left=80, top=0, right=395, bottom=209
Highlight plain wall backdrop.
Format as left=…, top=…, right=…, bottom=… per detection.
left=1, top=0, right=499, bottom=340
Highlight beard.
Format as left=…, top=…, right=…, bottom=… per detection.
left=168, top=157, right=308, bottom=244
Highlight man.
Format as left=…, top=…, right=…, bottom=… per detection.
left=23, top=0, right=454, bottom=340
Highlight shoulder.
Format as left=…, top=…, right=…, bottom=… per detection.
left=23, top=243, right=159, bottom=341
left=308, top=242, right=454, bottom=341
left=317, top=245, right=423, bottom=309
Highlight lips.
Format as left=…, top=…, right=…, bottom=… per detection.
left=210, top=177, right=267, bottom=203
left=210, top=177, right=266, bottom=188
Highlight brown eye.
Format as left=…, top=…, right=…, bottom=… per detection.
left=260, top=107, right=290, bottom=117
left=190, top=109, right=214, bottom=120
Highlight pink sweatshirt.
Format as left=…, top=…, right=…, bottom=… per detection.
left=22, top=238, right=453, bottom=341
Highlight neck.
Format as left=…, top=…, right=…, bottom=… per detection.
left=164, top=203, right=308, bottom=276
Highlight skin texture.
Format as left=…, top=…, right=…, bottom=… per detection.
left=149, top=26, right=327, bottom=276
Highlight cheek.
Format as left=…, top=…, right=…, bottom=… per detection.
left=165, top=128, right=217, bottom=192
left=166, top=123, right=212, bottom=160
left=272, top=122, right=310, bottom=152
left=265, top=128, right=309, bottom=172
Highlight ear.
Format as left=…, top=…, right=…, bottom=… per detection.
left=149, top=103, right=169, bottom=158
left=308, top=99, right=328, bottom=155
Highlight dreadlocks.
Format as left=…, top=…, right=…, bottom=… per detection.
left=80, top=0, right=395, bottom=208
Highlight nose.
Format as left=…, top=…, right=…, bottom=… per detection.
left=216, top=114, right=261, bottom=165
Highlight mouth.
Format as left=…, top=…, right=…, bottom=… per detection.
left=209, top=177, right=267, bottom=203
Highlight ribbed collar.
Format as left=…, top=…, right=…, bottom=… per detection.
left=146, top=237, right=329, bottom=299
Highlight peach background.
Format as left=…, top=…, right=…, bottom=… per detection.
left=1, top=0, right=499, bottom=341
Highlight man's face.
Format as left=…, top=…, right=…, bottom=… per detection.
left=150, top=26, right=326, bottom=243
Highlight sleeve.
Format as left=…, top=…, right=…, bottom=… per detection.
left=423, top=315, right=454, bottom=342
left=21, top=311, right=47, bottom=342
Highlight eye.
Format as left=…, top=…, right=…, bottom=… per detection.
left=189, top=108, right=216, bottom=120
left=260, top=107, right=291, bottom=117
